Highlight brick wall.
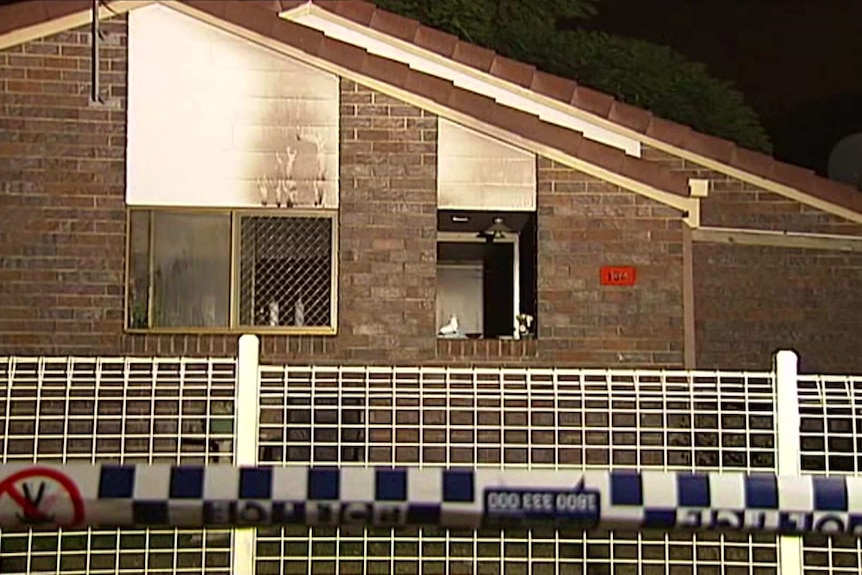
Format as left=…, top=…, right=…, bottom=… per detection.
left=694, top=244, right=862, bottom=373
left=0, top=19, right=128, bottom=356
left=0, top=19, right=443, bottom=363
left=535, top=158, right=685, bottom=367
left=128, top=79, right=440, bottom=363
left=640, top=146, right=862, bottom=372
left=275, top=79, right=439, bottom=364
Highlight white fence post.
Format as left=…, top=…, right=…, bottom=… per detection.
left=775, top=349, right=803, bottom=575
left=232, top=335, right=261, bottom=574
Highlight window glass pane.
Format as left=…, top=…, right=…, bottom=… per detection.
left=128, top=211, right=151, bottom=328
left=151, top=212, right=231, bottom=328
left=238, top=216, right=333, bottom=328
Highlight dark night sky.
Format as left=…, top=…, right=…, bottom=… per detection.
left=1, top=0, right=859, bottom=175
left=582, top=0, right=862, bottom=175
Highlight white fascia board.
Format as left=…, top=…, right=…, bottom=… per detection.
left=281, top=7, right=642, bottom=157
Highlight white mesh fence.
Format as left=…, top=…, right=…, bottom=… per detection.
left=255, top=365, right=781, bottom=574
left=0, top=357, right=237, bottom=574
left=798, top=374, right=862, bottom=574
left=1, top=348, right=859, bottom=574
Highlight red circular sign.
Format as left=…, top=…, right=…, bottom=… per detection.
left=0, top=467, right=85, bottom=529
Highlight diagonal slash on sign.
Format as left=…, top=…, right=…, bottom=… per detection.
left=0, top=468, right=85, bottom=527
left=3, top=484, right=47, bottom=520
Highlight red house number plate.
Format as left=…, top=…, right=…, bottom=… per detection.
left=600, top=266, right=637, bottom=286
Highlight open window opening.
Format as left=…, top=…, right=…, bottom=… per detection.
left=436, top=210, right=537, bottom=340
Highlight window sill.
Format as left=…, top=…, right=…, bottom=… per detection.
left=436, top=337, right=538, bottom=359
left=124, top=326, right=337, bottom=336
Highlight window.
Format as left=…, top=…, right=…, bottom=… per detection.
left=127, top=209, right=337, bottom=333
left=436, top=211, right=537, bottom=340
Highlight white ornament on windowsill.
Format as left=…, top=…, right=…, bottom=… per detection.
left=438, top=314, right=462, bottom=338
left=514, top=313, right=535, bottom=340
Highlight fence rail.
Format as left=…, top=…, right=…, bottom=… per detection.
left=1, top=339, right=860, bottom=574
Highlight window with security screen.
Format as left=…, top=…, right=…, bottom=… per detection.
left=238, top=215, right=333, bottom=328
left=126, top=209, right=337, bottom=333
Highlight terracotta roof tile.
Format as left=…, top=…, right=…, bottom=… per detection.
left=618, top=155, right=688, bottom=196
left=731, top=147, right=776, bottom=179
left=578, top=139, right=625, bottom=176
left=570, top=86, right=614, bottom=118
left=541, top=123, right=584, bottom=158
left=446, top=89, right=497, bottom=126
left=0, top=0, right=86, bottom=37
left=530, top=70, right=577, bottom=104
left=221, top=0, right=278, bottom=35
left=182, top=0, right=228, bottom=20
left=770, top=162, right=818, bottom=192
left=489, top=56, right=535, bottom=88
left=608, top=101, right=653, bottom=134
left=451, top=41, right=495, bottom=72
left=811, top=180, right=862, bottom=214
left=269, top=15, right=324, bottom=54
left=245, top=0, right=289, bottom=12
left=326, top=0, right=375, bottom=26
left=684, top=131, right=736, bottom=165
left=404, top=70, right=455, bottom=106
left=412, top=25, right=459, bottom=58
left=490, top=104, right=544, bottom=141
left=645, top=116, right=692, bottom=149
left=43, top=0, right=90, bottom=20
left=317, top=35, right=368, bottom=71
left=360, top=49, right=411, bottom=88
left=368, top=8, right=420, bottom=42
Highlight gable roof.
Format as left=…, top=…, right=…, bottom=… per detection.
left=271, top=0, right=862, bottom=218
left=0, top=0, right=693, bottom=213
left=1, top=0, right=859, bottom=219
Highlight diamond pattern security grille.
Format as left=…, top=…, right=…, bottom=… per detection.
left=239, top=215, right=333, bottom=328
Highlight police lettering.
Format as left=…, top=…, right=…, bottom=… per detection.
left=203, top=501, right=302, bottom=526
left=680, top=510, right=862, bottom=536
left=203, top=501, right=408, bottom=527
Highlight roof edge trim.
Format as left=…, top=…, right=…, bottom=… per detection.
left=0, top=0, right=154, bottom=51
left=692, top=226, right=862, bottom=252
left=279, top=3, right=643, bottom=157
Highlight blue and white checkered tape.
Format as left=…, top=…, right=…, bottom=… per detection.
left=0, top=464, right=861, bottom=536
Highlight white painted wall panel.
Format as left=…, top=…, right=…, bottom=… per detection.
left=438, top=119, right=536, bottom=211
left=127, top=4, right=339, bottom=208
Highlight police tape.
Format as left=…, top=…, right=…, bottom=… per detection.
left=0, top=463, right=861, bottom=536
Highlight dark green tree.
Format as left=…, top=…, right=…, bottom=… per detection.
left=373, top=0, right=772, bottom=153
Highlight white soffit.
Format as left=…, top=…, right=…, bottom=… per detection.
left=127, top=4, right=339, bottom=209
left=438, top=119, right=536, bottom=211
left=282, top=6, right=642, bottom=158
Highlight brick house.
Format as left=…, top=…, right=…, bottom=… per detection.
left=1, top=0, right=860, bottom=373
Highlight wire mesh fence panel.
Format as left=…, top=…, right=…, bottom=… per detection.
left=256, top=365, right=781, bottom=574
left=798, top=374, right=862, bottom=574
left=0, top=357, right=238, bottom=575
left=238, top=214, right=334, bottom=329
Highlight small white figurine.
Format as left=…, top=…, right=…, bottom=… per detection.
left=438, top=314, right=460, bottom=337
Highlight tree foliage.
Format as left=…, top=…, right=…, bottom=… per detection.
left=372, top=0, right=772, bottom=153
